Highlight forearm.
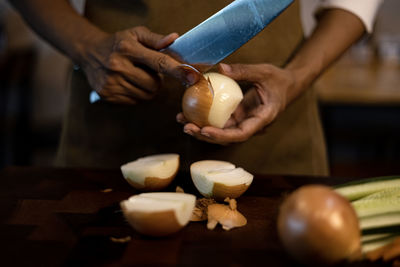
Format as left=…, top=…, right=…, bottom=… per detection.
left=9, top=0, right=108, bottom=65
left=285, top=8, right=365, bottom=103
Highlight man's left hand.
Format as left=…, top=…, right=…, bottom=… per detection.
left=177, top=63, right=296, bottom=145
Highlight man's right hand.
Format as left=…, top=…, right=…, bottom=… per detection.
left=9, top=1, right=200, bottom=104
left=81, top=26, right=190, bottom=104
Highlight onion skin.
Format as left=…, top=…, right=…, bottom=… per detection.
left=120, top=192, right=196, bottom=237
left=277, top=185, right=361, bottom=266
left=182, top=75, right=213, bottom=128
left=191, top=198, right=216, bottom=222
left=124, top=174, right=177, bottom=192
left=207, top=198, right=247, bottom=231
left=212, top=182, right=250, bottom=201
left=121, top=154, right=180, bottom=192
left=121, top=208, right=183, bottom=237
left=190, top=160, right=253, bottom=201
left=182, top=71, right=243, bottom=128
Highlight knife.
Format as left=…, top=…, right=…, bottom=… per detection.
left=90, top=0, right=293, bottom=103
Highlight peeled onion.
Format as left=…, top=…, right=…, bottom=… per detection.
left=277, top=185, right=361, bottom=266
left=182, top=72, right=243, bottom=128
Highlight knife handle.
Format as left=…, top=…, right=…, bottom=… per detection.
left=88, top=64, right=201, bottom=104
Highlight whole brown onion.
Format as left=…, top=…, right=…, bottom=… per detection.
left=277, top=185, right=361, bottom=266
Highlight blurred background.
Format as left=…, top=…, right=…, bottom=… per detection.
left=0, top=0, right=399, bottom=176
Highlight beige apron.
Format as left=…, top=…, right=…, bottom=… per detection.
left=56, top=0, right=329, bottom=176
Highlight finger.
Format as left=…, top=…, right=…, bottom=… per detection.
left=106, top=56, right=161, bottom=93
left=230, top=104, right=247, bottom=125
left=119, top=28, right=189, bottom=83
left=102, top=75, right=155, bottom=101
left=223, top=117, right=237, bottom=128
left=193, top=133, right=229, bottom=145
left=183, top=123, right=231, bottom=145
left=184, top=125, right=229, bottom=145
left=201, top=116, right=264, bottom=143
left=121, top=66, right=161, bottom=94
left=104, top=94, right=138, bottom=105
left=178, top=116, right=228, bottom=145
left=183, top=123, right=201, bottom=136
left=132, top=26, right=178, bottom=50
left=193, top=130, right=229, bottom=145
left=130, top=26, right=165, bottom=49
left=178, top=64, right=201, bottom=86
left=119, top=41, right=187, bottom=82
left=219, top=63, right=265, bottom=83
left=117, top=76, right=157, bottom=100
left=101, top=82, right=153, bottom=102
left=176, top=113, right=189, bottom=124
left=135, top=48, right=187, bottom=82
left=156, top=32, right=179, bottom=50
left=223, top=104, right=247, bottom=128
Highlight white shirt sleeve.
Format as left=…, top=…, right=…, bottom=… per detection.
left=317, top=0, right=384, bottom=33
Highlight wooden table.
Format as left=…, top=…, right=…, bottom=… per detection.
left=0, top=167, right=390, bottom=266
left=315, top=58, right=400, bottom=106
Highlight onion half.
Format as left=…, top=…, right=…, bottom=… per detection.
left=121, top=154, right=179, bottom=191
left=121, top=192, right=196, bottom=236
left=190, top=160, right=253, bottom=201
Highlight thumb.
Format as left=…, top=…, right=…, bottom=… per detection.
left=219, top=63, right=262, bottom=83
left=156, top=32, right=179, bottom=50
left=132, top=26, right=178, bottom=50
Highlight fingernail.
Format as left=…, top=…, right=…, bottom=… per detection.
left=184, top=128, right=193, bottom=135
left=201, top=132, right=210, bottom=138
left=186, top=73, right=197, bottom=86
left=220, top=63, right=231, bottom=74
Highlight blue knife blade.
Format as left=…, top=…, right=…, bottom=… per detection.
left=163, top=0, right=293, bottom=72
left=90, top=0, right=293, bottom=103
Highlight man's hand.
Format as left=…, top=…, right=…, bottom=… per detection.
left=176, top=8, right=367, bottom=145
left=81, top=26, right=188, bottom=104
left=8, top=1, right=196, bottom=105
left=176, top=63, right=295, bottom=145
